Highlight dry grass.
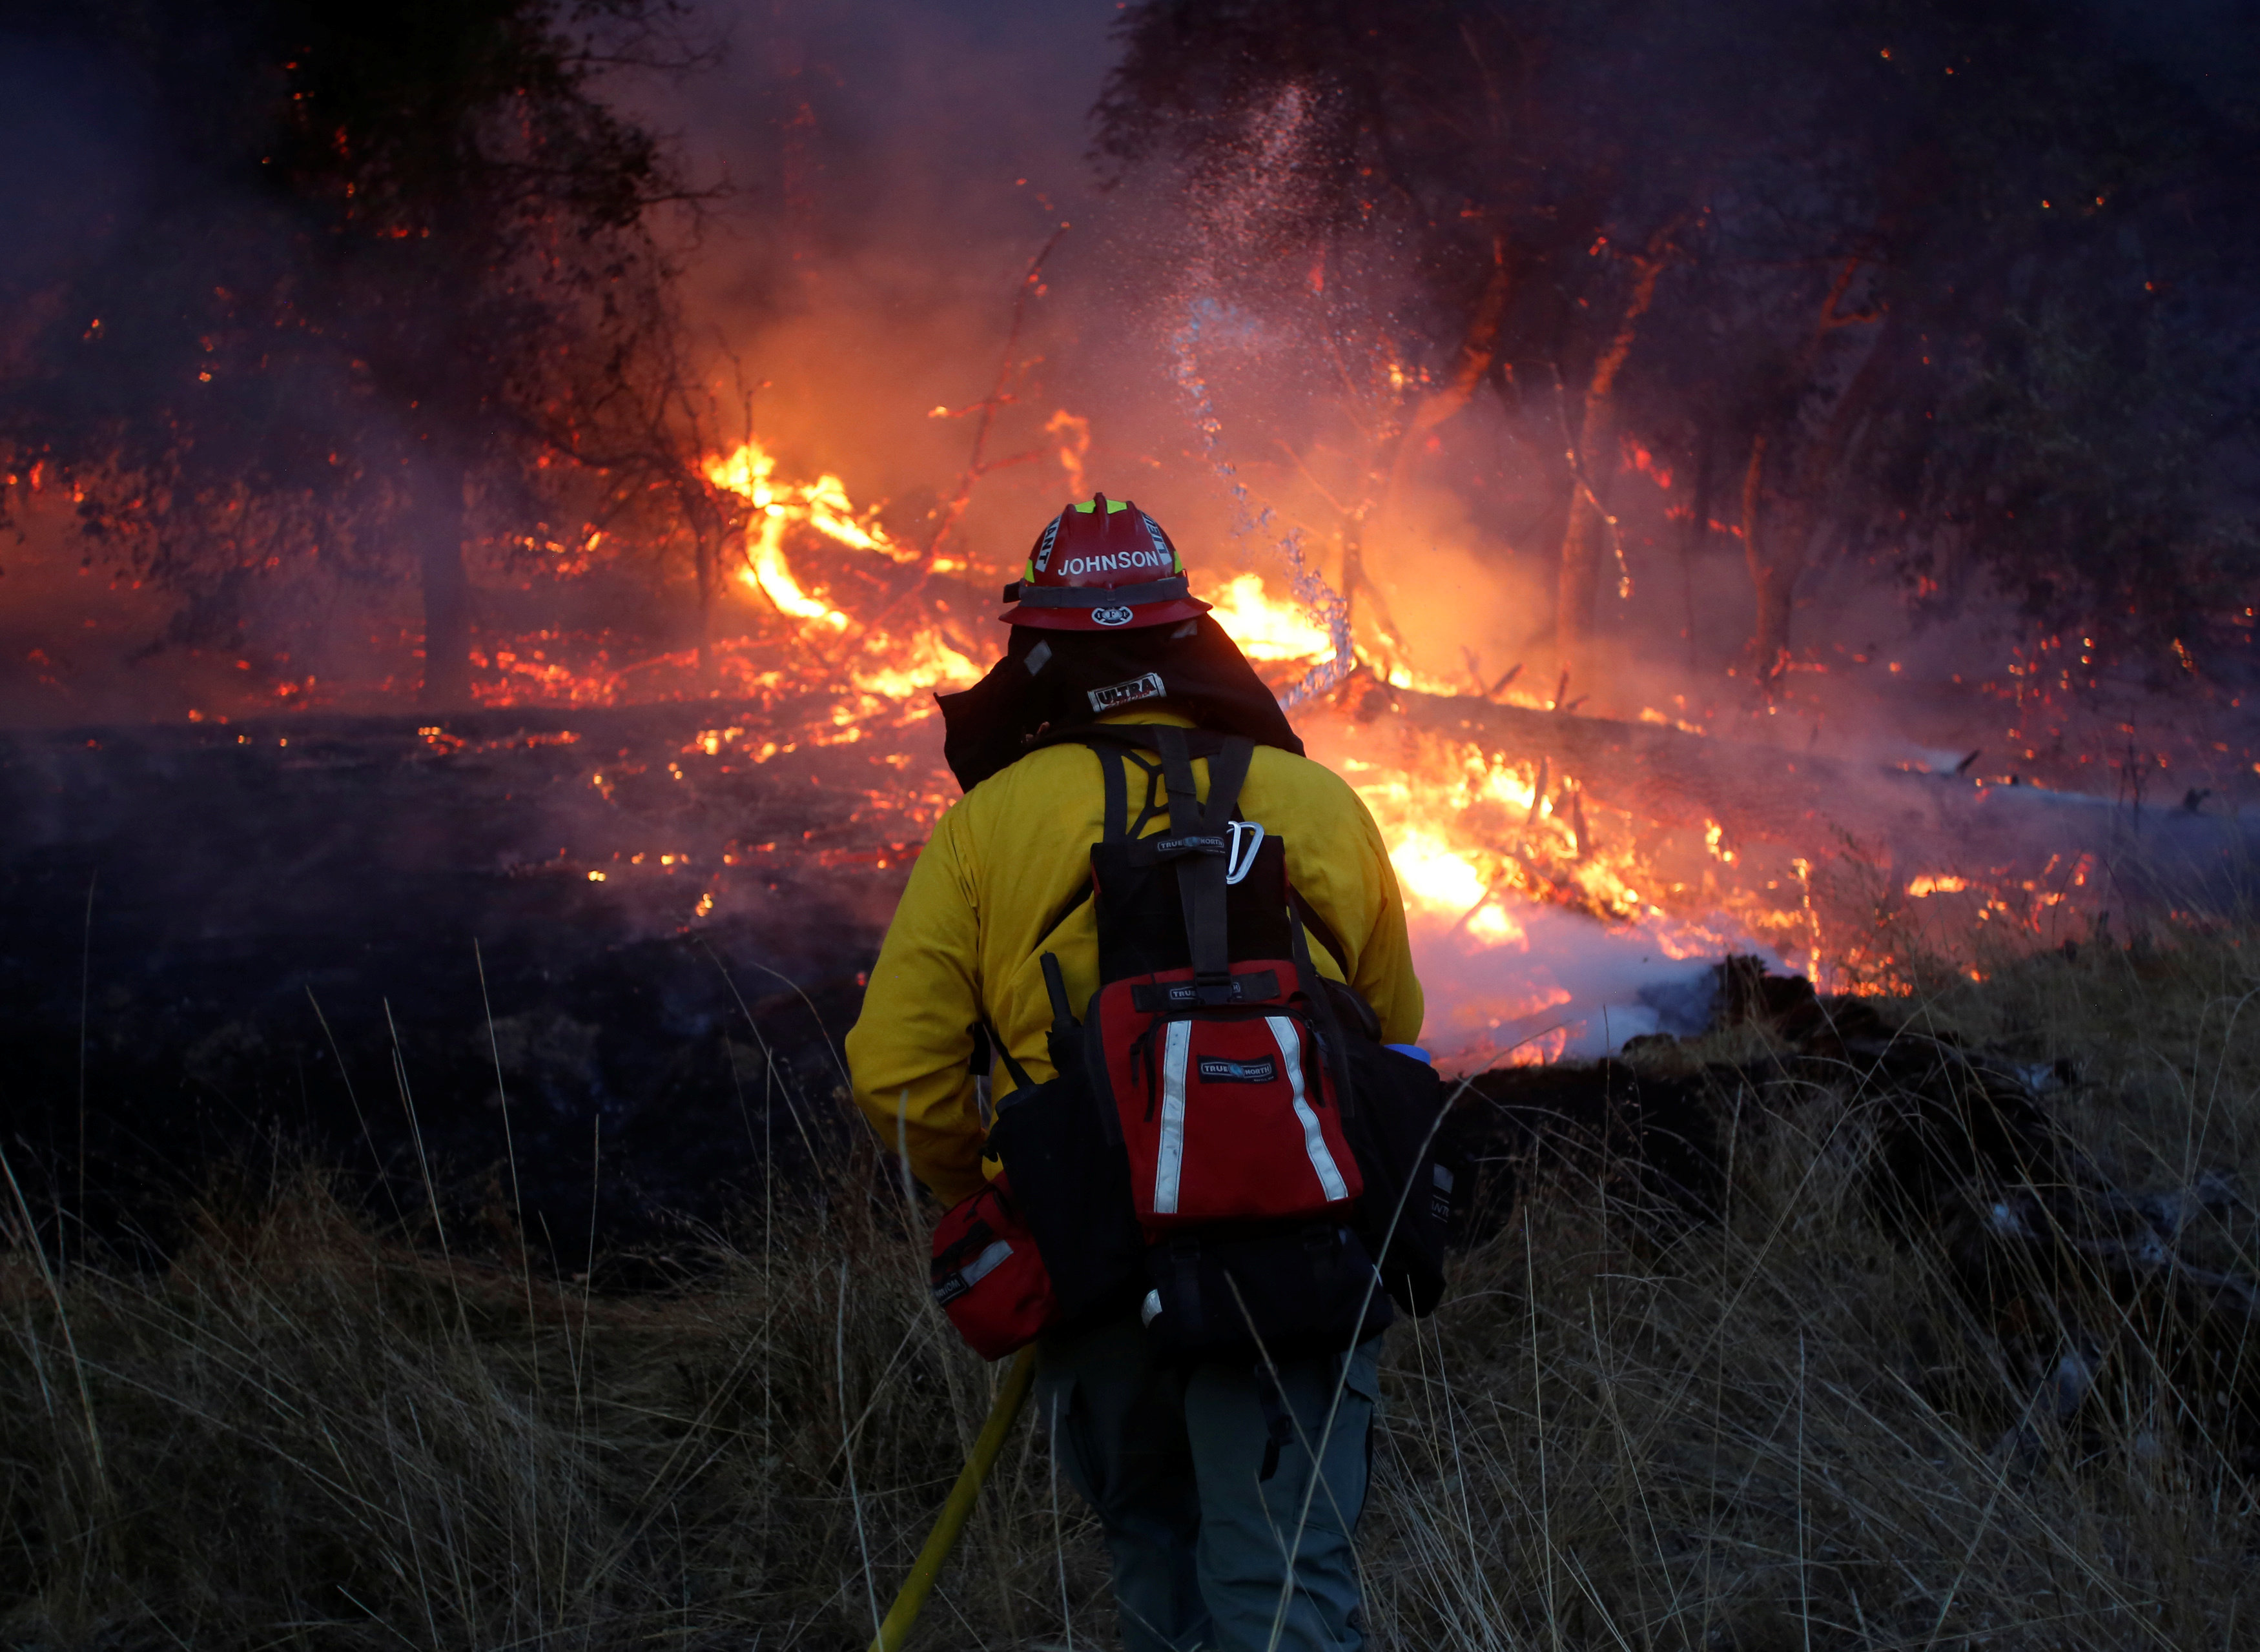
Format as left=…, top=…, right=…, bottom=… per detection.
left=1, top=1147, right=1107, bottom=1649
left=1371, top=927, right=2260, bottom=1650
left=4, top=924, right=2256, bottom=1649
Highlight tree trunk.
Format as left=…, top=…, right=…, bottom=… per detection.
left=1554, top=232, right=1671, bottom=675
left=415, top=451, right=471, bottom=709
left=1380, top=236, right=1511, bottom=516
left=1741, top=434, right=1807, bottom=687
left=1337, top=516, right=1408, bottom=669
left=1680, top=425, right=1712, bottom=670
left=695, top=529, right=719, bottom=690
left=1351, top=240, right=1511, bottom=673
left=1740, top=259, right=1890, bottom=688
left=1556, top=484, right=1610, bottom=661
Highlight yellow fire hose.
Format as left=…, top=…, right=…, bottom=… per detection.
left=867, top=1343, right=1039, bottom=1652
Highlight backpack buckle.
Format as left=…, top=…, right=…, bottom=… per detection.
left=1194, top=972, right=1240, bottom=1006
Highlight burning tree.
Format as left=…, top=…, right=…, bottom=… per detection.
left=1098, top=0, right=2260, bottom=699
left=0, top=0, right=708, bottom=704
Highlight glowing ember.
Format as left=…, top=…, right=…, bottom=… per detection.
left=852, top=629, right=981, bottom=699
left=1907, top=874, right=1970, bottom=896
left=30, top=372, right=2148, bottom=1066
left=1341, top=740, right=1655, bottom=925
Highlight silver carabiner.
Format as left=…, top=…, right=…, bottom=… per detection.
left=1224, top=819, right=1265, bottom=886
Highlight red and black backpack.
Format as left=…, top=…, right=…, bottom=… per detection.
left=929, top=724, right=1454, bottom=1361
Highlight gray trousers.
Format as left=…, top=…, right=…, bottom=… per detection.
left=1038, top=1316, right=1381, bottom=1652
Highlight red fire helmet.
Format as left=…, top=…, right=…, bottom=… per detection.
left=996, top=494, right=1213, bottom=632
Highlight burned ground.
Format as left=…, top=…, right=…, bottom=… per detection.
left=0, top=703, right=933, bottom=1269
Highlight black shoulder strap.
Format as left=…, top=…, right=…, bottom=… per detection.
left=1023, top=722, right=1249, bottom=844
left=1150, top=724, right=1253, bottom=833
left=972, top=959, right=1080, bottom=1110
left=1149, top=727, right=1260, bottom=995
left=1152, top=725, right=1201, bottom=833
left=1288, top=889, right=1349, bottom=974
left=1098, top=737, right=1131, bottom=840
left=1029, top=724, right=1166, bottom=842
left=1039, top=952, right=1080, bottom=1074
left=973, top=1016, right=1035, bottom=1093
left=1154, top=728, right=1224, bottom=986
left=1005, top=722, right=1260, bottom=1007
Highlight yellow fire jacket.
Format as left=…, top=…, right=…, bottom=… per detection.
left=846, top=711, right=1424, bottom=1205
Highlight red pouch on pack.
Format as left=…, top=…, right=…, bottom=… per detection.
left=929, top=1172, right=1056, bottom=1360
left=1092, top=965, right=1364, bottom=1232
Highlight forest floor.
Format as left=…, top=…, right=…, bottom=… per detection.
left=3, top=915, right=2257, bottom=1651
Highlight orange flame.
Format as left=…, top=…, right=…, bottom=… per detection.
left=128, top=398, right=2104, bottom=1047
left=1045, top=409, right=1091, bottom=502
left=1200, top=573, right=1334, bottom=663
left=698, top=436, right=980, bottom=700
left=704, top=436, right=913, bottom=628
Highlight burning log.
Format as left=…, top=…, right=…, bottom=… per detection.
left=1359, top=676, right=2260, bottom=915
left=1377, top=679, right=1942, bottom=847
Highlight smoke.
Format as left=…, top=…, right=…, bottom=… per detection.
left=6, top=0, right=2252, bottom=1066
left=1410, top=904, right=1743, bottom=1072
left=639, top=6, right=2254, bottom=1061
left=610, top=0, right=1124, bottom=546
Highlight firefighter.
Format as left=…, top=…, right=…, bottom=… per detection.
left=847, top=494, right=1423, bottom=1652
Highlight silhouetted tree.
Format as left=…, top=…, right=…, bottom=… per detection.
left=0, top=0, right=705, bottom=704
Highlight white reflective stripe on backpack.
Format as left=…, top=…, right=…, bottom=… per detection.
left=1267, top=1014, right=1350, bottom=1203
left=1153, top=1019, right=1193, bottom=1213
left=959, top=1238, right=1014, bottom=1287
